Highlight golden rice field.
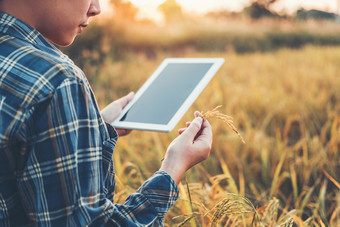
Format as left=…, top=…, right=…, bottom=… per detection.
left=92, top=45, right=340, bottom=226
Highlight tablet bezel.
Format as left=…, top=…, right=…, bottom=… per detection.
left=111, top=58, right=225, bottom=132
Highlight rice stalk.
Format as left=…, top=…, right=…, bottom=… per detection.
left=185, top=177, right=194, bottom=216
left=322, top=169, right=340, bottom=189
left=249, top=183, right=261, bottom=200
left=286, top=213, right=304, bottom=226
left=303, top=217, right=313, bottom=227
left=200, top=105, right=246, bottom=144
left=207, top=193, right=260, bottom=227
left=298, top=177, right=321, bottom=216
left=176, top=213, right=202, bottom=227
left=218, top=156, right=239, bottom=194
left=269, top=149, right=287, bottom=199
left=290, top=163, right=298, bottom=202
left=277, top=210, right=298, bottom=226
left=238, top=165, right=245, bottom=196
left=178, top=182, right=196, bottom=227
left=329, top=201, right=340, bottom=226
left=317, top=180, right=328, bottom=225
left=262, top=197, right=280, bottom=224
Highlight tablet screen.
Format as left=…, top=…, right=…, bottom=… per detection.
left=111, top=58, right=224, bottom=132
left=120, top=63, right=213, bottom=124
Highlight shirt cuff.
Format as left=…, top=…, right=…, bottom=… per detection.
left=136, top=171, right=179, bottom=218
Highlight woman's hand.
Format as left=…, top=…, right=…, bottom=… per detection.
left=160, top=111, right=213, bottom=184
left=101, top=92, right=135, bottom=136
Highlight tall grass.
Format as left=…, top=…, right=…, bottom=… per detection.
left=84, top=45, right=339, bottom=226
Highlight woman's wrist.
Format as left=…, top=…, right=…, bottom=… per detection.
left=159, top=160, right=186, bottom=185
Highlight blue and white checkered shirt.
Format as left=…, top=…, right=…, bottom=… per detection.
left=0, top=11, right=178, bottom=226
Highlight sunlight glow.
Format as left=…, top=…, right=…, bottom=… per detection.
left=101, top=0, right=339, bottom=21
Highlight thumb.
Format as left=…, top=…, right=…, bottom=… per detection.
left=181, top=117, right=203, bottom=140
left=119, top=92, right=134, bottom=108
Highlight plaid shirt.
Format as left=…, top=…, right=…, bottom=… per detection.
left=0, top=12, right=178, bottom=226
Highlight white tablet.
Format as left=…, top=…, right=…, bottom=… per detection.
left=111, top=58, right=225, bottom=132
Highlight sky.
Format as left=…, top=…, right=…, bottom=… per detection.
left=101, top=0, right=339, bottom=21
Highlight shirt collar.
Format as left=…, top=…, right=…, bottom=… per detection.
left=0, top=11, right=59, bottom=52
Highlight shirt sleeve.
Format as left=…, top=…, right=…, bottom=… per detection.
left=18, top=76, right=179, bottom=226
left=106, top=171, right=179, bottom=226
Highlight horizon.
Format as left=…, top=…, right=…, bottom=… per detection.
left=101, top=0, right=339, bottom=22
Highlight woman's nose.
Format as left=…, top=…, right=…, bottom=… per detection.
left=88, top=0, right=101, bottom=17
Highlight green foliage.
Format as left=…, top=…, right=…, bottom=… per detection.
left=296, top=9, right=337, bottom=21
left=243, top=2, right=278, bottom=19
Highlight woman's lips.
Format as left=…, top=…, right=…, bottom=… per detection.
left=78, top=24, right=88, bottom=33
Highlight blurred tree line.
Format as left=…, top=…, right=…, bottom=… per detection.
left=62, top=0, right=340, bottom=70
left=108, top=0, right=339, bottom=23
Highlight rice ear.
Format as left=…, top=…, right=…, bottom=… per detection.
left=199, top=105, right=246, bottom=144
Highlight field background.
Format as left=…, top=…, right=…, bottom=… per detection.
left=63, top=1, right=339, bottom=226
